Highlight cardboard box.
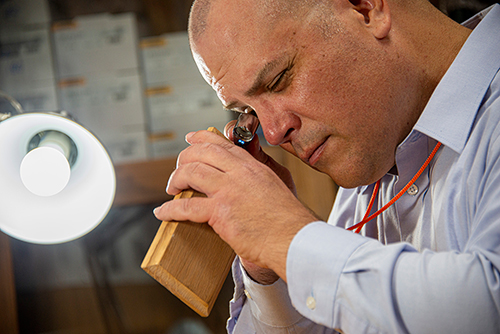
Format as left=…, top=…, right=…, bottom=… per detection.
left=140, top=32, right=230, bottom=158
left=97, top=130, right=149, bottom=165
left=0, top=78, right=58, bottom=113
left=0, top=0, right=51, bottom=27
left=140, top=32, right=204, bottom=87
left=52, top=13, right=140, bottom=78
left=145, top=83, right=229, bottom=158
left=0, top=26, right=55, bottom=88
left=58, top=70, right=149, bottom=163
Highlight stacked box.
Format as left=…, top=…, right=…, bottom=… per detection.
left=52, top=13, right=140, bottom=78
left=53, top=13, right=149, bottom=164
left=140, top=32, right=230, bottom=158
left=0, top=0, right=51, bottom=27
left=0, top=25, right=58, bottom=113
left=58, top=70, right=147, bottom=163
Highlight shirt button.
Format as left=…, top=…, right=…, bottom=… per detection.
left=306, top=296, right=316, bottom=310
left=244, top=290, right=252, bottom=300
left=407, top=184, right=419, bottom=196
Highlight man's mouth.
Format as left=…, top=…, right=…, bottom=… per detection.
left=306, top=137, right=329, bottom=166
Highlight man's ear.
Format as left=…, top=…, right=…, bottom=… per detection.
left=349, top=0, right=391, bottom=39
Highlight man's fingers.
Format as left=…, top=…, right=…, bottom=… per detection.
left=224, top=120, right=238, bottom=141
left=154, top=197, right=214, bottom=223
left=176, top=141, right=242, bottom=174
left=186, top=129, right=233, bottom=148
left=179, top=131, right=244, bottom=170
left=166, top=161, right=226, bottom=196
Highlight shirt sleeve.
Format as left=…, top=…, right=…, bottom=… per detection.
left=287, top=221, right=500, bottom=333
left=228, top=256, right=339, bottom=333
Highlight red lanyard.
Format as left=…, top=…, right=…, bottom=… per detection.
left=347, top=142, right=442, bottom=234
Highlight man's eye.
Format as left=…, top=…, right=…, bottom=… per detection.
left=268, top=69, right=288, bottom=92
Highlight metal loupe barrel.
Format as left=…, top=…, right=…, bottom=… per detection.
left=233, top=113, right=260, bottom=147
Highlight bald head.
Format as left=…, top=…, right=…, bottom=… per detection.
left=188, top=0, right=324, bottom=45
left=187, top=0, right=212, bottom=45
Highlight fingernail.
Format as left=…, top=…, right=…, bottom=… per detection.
left=185, top=132, right=195, bottom=142
left=153, top=207, right=160, bottom=216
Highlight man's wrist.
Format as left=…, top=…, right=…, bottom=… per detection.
left=240, top=258, right=279, bottom=285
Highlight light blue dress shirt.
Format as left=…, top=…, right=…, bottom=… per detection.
left=229, top=5, right=500, bottom=333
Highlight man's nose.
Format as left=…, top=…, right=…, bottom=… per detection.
left=256, top=104, right=300, bottom=146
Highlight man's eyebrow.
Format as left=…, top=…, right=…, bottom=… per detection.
left=244, top=57, right=285, bottom=97
left=223, top=101, right=240, bottom=111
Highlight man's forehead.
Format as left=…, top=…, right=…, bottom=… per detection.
left=190, top=0, right=311, bottom=105
left=191, top=2, right=273, bottom=79
left=193, top=21, right=290, bottom=75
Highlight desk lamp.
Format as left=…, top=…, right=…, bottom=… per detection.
left=0, top=91, right=115, bottom=244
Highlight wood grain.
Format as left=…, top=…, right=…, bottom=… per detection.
left=141, top=127, right=236, bottom=317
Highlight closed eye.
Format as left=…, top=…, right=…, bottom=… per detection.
left=268, top=69, right=288, bottom=92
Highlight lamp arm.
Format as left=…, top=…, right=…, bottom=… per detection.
left=0, top=90, right=24, bottom=121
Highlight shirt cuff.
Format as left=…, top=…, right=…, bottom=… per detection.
left=240, top=261, right=304, bottom=327
left=287, top=221, right=368, bottom=327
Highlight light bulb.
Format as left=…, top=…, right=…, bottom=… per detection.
left=20, top=146, right=71, bottom=197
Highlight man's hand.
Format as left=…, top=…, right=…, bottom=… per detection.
left=224, top=120, right=291, bottom=284
left=224, top=120, right=297, bottom=196
left=153, top=126, right=317, bottom=281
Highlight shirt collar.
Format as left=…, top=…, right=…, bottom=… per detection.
left=413, top=4, right=500, bottom=154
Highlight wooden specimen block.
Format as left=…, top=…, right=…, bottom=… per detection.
left=141, top=127, right=236, bottom=317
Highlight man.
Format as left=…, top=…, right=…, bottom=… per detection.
left=154, top=0, right=500, bottom=332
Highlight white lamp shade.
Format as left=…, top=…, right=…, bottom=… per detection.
left=0, top=113, right=116, bottom=244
